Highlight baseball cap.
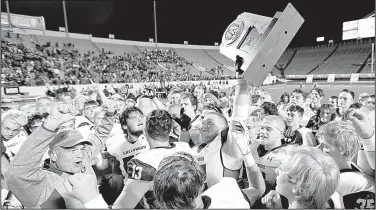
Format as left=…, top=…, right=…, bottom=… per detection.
left=49, top=129, right=92, bottom=150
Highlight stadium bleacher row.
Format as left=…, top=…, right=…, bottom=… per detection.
left=1, top=31, right=374, bottom=86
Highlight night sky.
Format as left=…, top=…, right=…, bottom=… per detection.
left=1, top=0, right=375, bottom=47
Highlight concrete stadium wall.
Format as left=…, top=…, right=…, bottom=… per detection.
left=1, top=80, right=239, bottom=98
left=286, top=73, right=375, bottom=80
left=12, top=28, right=219, bottom=50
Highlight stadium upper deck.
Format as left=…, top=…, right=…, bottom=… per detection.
left=1, top=28, right=374, bottom=87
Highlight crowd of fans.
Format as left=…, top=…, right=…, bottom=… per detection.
left=1, top=34, right=233, bottom=87
left=1, top=67, right=375, bottom=209
left=143, top=49, right=190, bottom=67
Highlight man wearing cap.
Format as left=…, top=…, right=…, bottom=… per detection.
left=5, top=103, right=116, bottom=208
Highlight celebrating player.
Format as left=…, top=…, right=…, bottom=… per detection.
left=112, top=109, right=193, bottom=209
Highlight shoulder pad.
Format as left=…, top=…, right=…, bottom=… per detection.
left=127, top=158, right=157, bottom=181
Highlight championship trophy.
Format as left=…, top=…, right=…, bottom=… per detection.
left=220, top=3, right=304, bottom=86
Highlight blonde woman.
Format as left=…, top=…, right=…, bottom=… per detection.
left=262, top=145, right=340, bottom=209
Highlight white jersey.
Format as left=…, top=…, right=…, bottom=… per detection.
left=336, top=164, right=375, bottom=209
left=125, top=142, right=193, bottom=209
left=106, top=133, right=150, bottom=176
left=193, top=127, right=244, bottom=188
left=109, top=123, right=123, bottom=136
left=201, top=177, right=250, bottom=209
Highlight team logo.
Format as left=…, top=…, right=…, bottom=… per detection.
left=222, top=19, right=244, bottom=46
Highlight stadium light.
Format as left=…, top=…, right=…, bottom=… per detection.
left=59, top=27, right=66, bottom=32
left=154, top=0, right=158, bottom=47
left=316, top=37, right=324, bottom=42
left=5, top=0, right=12, bottom=30
left=109, top=34, right=115, bottom=39
left=214, top=42, right=219, bottom=46
left=62, top=0, right=69, bottom=37
left=149, top=38, right=154, bottom=43
left=184, top=41, right=188, bottom=45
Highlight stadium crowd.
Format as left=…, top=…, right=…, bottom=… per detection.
left=1, top=62, right=375, bottom=209
left=1, top=35, right=233, bottom=86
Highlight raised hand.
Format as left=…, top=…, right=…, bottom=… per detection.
left=44, top=103, right=76, bottom=131
left=102, top=99, right=117, bottom=116
left=230, top=121, right=252, bottom=155
left=343, top=108, right=374, bottom=139
left=172, top=108, right=192, bottom=131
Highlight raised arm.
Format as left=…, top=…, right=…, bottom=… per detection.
left=86, top=100, right=117, bottom=155
left=230, top=121, right=266, bottom=205
left=6, top=103, right=75, bottom=207
left=343, top=108, right=375, bottom=170
left=231, top=79, right=249, bottom=122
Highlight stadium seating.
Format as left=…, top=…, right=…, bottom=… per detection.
left=204, top=50, right=236, bottom=76
left=34, top=35, right=99, bottom=54
left=284, top=46, right=336, bottom=75
left=1, top=30, right=374, bottom=86
left=313, top=43, right=372, bottom=74
left=173, top=48, right=219, bottom=71
left=95, top=43, right=140, bottom=55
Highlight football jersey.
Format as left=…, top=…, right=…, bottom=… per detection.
left=126, top=142, right=193, bottom=209
left=282, top=128, right=303, bottom=146
left=201, top=177, right=250, bottom=209
left=256, top=145, right=287, bottom=190
left=336, top=164, right=375, bottom=209
left=192, top=127, right=244, bottom=188
left=106, top=133, right=150, bottom=176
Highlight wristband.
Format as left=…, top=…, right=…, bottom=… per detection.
left=243, top=152, right=256, bottom=167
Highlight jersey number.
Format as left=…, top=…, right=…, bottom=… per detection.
left=356, top=198, right=375, bottom=209
left=131, top=165, right=143, bottom=180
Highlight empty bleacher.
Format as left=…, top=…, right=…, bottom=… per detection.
left=204, top=50, right=236, bottom=76
left=284, top=46, right=336, bottom=75
left=173, top=48, right=220, bottom=71
left=271, top=49, right=296, bottom=77
left=313, top=43, right=372, bottom=74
